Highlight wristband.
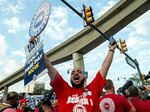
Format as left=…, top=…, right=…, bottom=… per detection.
left=109, top=49, right=114, bottom=53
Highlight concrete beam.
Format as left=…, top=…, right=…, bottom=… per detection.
left=0, top=0, right=150, bottom=90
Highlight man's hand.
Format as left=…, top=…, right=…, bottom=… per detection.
left=29, top=36, right=36, bottom=43
left=109, top=41, right=117, bottom=51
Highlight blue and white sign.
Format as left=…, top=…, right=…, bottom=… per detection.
left=26, top=95, right=44, bottom=109
left=24, top=40, right=47, bottom=86
left=29, top=0, right=51, bottom=37
left=24, top=37, right=42, bottom=59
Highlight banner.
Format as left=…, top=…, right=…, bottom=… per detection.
left=26, top=95, right=44, bottom=109
left=24, top=0, right=51, bottom=86
left=24, top=40, right=47, bottom=86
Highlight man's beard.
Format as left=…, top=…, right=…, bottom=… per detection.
left=71, top=79, right=85, bottom=88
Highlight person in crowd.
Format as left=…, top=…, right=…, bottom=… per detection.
left=7, top=91, right=19, bottom=109
left=0, top=91, right=19, bottom=112
left=42, top=38, right=117, bottom=112
left=36, top=101, right=43, bottom=112
left=41, top=100, right=53, bottom=112
left=52, top=99, right=58, bottom=112
left=34, top=105, right=40, bottom=112
left=0, top=97, right=2, bottom=103
left=99, top=79, right=136, bottom=112
left=127, top=85, right=150, bottom=112
left=16, top=98, right=28, bottom=112
left=0, top=102, right=15, bottom=112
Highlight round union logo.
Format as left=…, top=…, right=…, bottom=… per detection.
left=34, top=11, right=45, bottom=28
left=73, top=104, right=87, bottom=112
left=29, top=0, right=51, bottom=37
left=99, top=98, right=115, bottom=112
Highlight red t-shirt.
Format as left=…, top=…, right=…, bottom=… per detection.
left=99, top=94, right=131, bottom=112
left=130, top=97, right=150, bottom=112
left=50, top=71, right=106, bottom=112
left=16, top=108, right=24, bottom=112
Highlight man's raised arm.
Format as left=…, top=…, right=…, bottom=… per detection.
left=44, top=54, right=58, bottom=80
left=29, top=36, right=57, bottom=80
left=99, top=43, right=117, bottom=78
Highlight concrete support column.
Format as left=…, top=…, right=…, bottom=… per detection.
left=3, top=86, right=8, bottom=102
left=72, top=53, right=85, bottom=71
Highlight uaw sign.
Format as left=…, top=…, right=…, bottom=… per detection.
left=29, top=0, right=51, bottom=37
left=24, top=40, right=47, bottom=86
left=24, top=0, right=50, bottom=86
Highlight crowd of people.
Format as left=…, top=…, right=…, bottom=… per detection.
left=0, top=91, right=58, bottom=112
left=0, top=37, right=150, bottom=112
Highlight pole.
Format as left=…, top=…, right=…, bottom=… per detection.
left=135, top=59, right=144, bottom=85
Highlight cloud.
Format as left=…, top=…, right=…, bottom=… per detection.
left=129, top=11, right=150, bottom=36
left=22, top=21, right=30, bottom=33
left=0, top=36, right=23, bottom=80
left=3, top=59, right=18, bottom=74
left=11, top=50, right=26, bottom=58
left=2, top=16, right=29, bottom=35
left=127, top=37, right=149, bottom=49
left=11, top=50, right=26, bottom=64
left=96, top=1, right=117, bottom=18
left=6, top=2, right=24, bottom=14
left=0, top=0, right=25, bottom=15
left=3, top=17, right=20, bottom=33
left=0, top=49, right=25, bottom=80
left=45, top=6, right=81, bottom=41
left=0, top=58, right=22, bottom=80
left=0, top=35, right=9, bottom=66
left=0, top=35, right=8, bottom=58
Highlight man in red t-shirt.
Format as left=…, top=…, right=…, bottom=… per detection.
left=99, top=79, right=135, bottom=112
left=127, top=86, right=150, bottom=112
left=16, top=99, right=28, bottom=112
left=43, top=41, right=117, bottom=112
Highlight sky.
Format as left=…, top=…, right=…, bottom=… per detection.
left=0, top=0, right=150, bottom=93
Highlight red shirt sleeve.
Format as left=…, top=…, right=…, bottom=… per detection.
left=16, top=108, right=23, bottom=112
left=88, top=71, right=106, bottom=96
left=120, top=96, right=132, bottom=111
left=50, top=72, right=70, bottom=99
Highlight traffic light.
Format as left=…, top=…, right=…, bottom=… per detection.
left=119, top=38, right=128, bottom=52
left=83, top=6, right=94, bottom=24
left=141, top=74, right=147, bottom=83
left=141, top=74, right=145, bottom=80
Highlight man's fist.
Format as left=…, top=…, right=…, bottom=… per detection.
left=29, top=36, right=36, bottom=43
